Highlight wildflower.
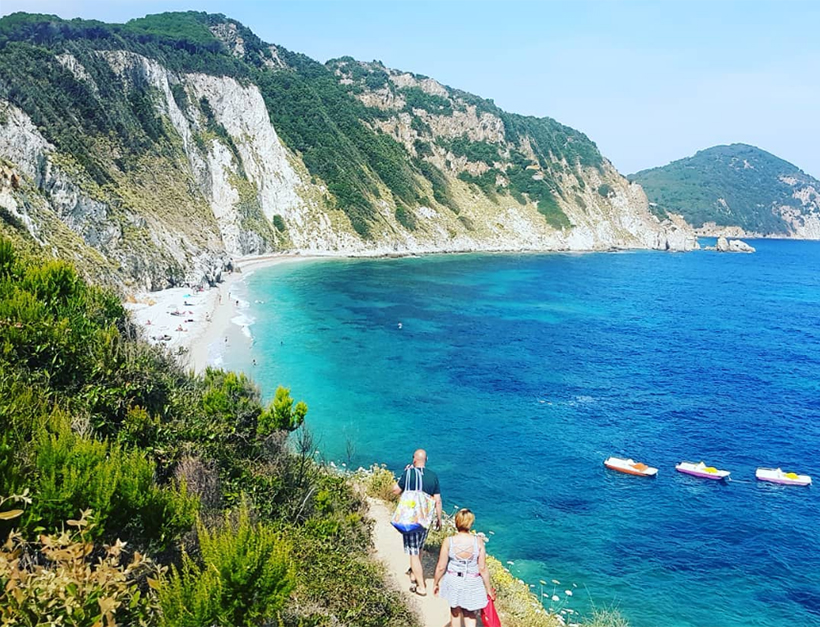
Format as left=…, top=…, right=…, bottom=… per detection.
left=565, top=589, right=573, bottom=596
left=506, top=560, right=515, bottom=566
left=540, top=579, right=547, bottom=585
left=552, top=594, right=560, bottom=602
left=552, top=579, right=561, bottom=584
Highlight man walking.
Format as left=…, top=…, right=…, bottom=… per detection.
left=392, top=448, right=442, bottom=596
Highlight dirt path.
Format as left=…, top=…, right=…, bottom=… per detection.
left=368, top=497, right=453, bottom=627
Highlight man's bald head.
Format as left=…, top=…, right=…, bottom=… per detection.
left=413, top=449, right=427, bottom=466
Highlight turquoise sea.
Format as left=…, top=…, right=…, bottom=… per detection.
left=219, top=240, right=820, bottom=627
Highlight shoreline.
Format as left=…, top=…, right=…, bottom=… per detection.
left=125, top=253, right=329, bottom=373
left=124, top=241, right=715, bottom=375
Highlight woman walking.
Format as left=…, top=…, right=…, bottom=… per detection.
left=433, top=508, right=495, bottom=626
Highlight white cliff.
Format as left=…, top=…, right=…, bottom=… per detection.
left=0, top=49, right=698, bottom=291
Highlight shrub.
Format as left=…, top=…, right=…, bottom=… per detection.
left=120, top=405, right=159, bottom=448
left=597, top=183, right=612, bottom=197
left=156, top=552, right=225, bottom=627
left=582, top=607, right=630, bottom=627
left=395, top=205, right=418, bottom=231
left=27, top=423, right=197, bottom=548
left=258, top=385, right=308, bottom=436
left=157, top=503, right=294, bottom=627
left=458, top=170, right=499, bottom=201
left=439, top=135, right=499, bottom=166
left=0, top=510, right=158, bottom=627
left=272, top=214, right=287, bottom=232
left=413, top=138, right=432, bottom=157
left=0, top=237, right=421, bottom=624
left=411, top=116, right=431, bottom=136
left=401, top=86, right=452, bottom=115
left=355, top=464, right=399, bottom=503
left=485, top=555, right=559, bottom=627
left=282, top=521, right=417, bottom=627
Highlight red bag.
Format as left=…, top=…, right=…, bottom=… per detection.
left=481, top=595, right=501, bottom=627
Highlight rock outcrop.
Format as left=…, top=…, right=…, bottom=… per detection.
left=714, top=236, right=755, bottom=253
left=0, top=12, right=699, bottom=291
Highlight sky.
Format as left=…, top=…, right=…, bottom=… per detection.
left=1, top=0, right=818, bottom=177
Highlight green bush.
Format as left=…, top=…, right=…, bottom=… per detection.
left=272, top=214, right=287, bottom=232
left=504, top=164, right=571, bottom=228
left=411, top=115, right=431, bottom=136
left=414, top=157, right=454, bottom=209
left=158, top=503, right=294, bottom=627
left=157, top=551, right=225, bottom=627
left=598, top=183, right=612, bottom=197
left=281, top=485, right=418, bottom=627
left=401, top=86, right=452, bottom=115
left=355, top=464, right=399, bottom=503
left=395, top=205, right=418, bottom=231
left=364, top=67, right=389, bottom=90
left=258, top=385, right=308, bottom=436
left=440, top=135, right=499, bottom=165
left=27, top=421, right=197, bottom=548
left=458, top=170, right=499, bottom=201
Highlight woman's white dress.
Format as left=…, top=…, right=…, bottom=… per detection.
left=439, top=535, right=488, bottom=611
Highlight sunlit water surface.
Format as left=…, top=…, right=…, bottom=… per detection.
left=219, top=241, right=820, bottom=627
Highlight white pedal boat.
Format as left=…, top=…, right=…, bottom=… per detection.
left=755, top=468, right=812, bottom=487
left=675, top=461, right=730, bottom=481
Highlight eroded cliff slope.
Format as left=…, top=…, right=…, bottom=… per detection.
left=0, top=11, right=695, bottom=290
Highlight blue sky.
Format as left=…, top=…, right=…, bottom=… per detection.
left=2, top=0, right=818, bottom=177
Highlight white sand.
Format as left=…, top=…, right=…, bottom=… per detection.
left=125, top=254, right=330, bottom=373
left=125, top=285, right=221, bottom=367
left=367, top=497, right=454, bottom=627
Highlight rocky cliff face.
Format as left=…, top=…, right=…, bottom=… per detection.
left=0, top=12, right=696, bottom=291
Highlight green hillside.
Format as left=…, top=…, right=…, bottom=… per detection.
left=0, top=237, right=417, bottom=625
left=629, top=144, right=820, bottom=234
left=0, top=11, right=605, bottom=240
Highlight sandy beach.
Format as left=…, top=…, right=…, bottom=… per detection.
left=124, top=253, right=327, bottom=373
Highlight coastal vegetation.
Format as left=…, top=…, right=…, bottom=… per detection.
left=629, top=143, right=820, bottom=233
left=0, top=237, right=416, bottom=626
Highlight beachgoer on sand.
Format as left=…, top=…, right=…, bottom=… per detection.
left=392, top=449, right=442, bottom=597
left=433, top=508, right=495, bottom=626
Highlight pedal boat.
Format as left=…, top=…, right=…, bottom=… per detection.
left=604, top=457, right=658, bottom=477
left=755, top=468, right=812, bottom=486
left=675, top=461, right=730, bottom=481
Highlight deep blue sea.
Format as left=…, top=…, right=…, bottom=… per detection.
left=219, top=240, right=820, bottom=627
